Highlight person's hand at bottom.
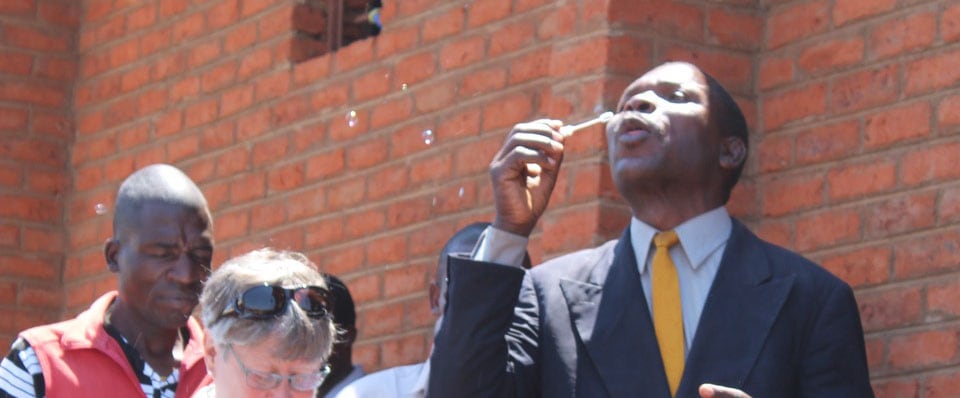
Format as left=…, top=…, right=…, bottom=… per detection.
left=699, top=383, right=752, bottom=398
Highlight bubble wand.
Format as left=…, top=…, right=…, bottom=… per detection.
left=560, top=111, right=614, bottom=137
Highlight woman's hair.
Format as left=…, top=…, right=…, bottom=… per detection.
left=200, top=248, right=335, bottom=361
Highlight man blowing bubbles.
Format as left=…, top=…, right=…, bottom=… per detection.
left=429, top=62, right=874, bottom=397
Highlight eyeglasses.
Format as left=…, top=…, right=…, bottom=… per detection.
left=226, top=344, right=331, bottom=391
left=218, top=284, right=332, bottom=321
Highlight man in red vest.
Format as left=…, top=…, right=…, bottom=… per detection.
left=0, top=164, right=214, bottom=398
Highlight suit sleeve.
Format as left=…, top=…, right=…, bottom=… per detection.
left=429, top=256, right=542, bottom=398
left=799, top=282, right=875, bottom=397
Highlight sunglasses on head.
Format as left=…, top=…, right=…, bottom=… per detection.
left=219, top=284, right=332, bottom=320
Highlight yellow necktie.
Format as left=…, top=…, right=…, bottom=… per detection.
left=652, top=230, right=684, bottom=397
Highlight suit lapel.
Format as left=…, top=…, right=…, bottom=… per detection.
left=561, top=229, right=672, bottom=397
left=677, top=220, right=795, bottom=396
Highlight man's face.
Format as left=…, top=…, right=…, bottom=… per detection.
left=605, top=62, right=721, bottom=196
left=108, top=201, right=214, bottom=330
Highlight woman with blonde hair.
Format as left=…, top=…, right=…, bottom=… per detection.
left=194, top=248, right=336, bottom=397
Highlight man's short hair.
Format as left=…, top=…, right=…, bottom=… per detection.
left=325, top=274, right=356, bottom=328
left=702, top=71, right=749, bottom=203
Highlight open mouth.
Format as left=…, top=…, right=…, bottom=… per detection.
left=616, top=113, right=659, bottom=144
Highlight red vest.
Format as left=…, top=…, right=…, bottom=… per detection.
left=19, top=291, right=210, bottom=398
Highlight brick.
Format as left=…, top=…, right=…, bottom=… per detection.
left=904, top=48, right=960, bottom=96
left=551, top=37, right=607, bottom=77
left=229, top=172, right=266, bottom=203
left=942, top=185, right=960, bottom=224
left=0, top=0, right=33, bottom=14
left=757, top=134, right=792, bottom=173
left=409, top=220, right=457, bottom=257
left=901, top=141, right=960, bottom=186
left=267, top=163, right=304, bottom=192
left=940, top=94, right=960, bottom=128
left=253, top=70, right=290, bottom=101
left=707, top=8, right=762, bottom=51
left=375, top=25, right=418, bottom=58
left=220, top=85, right=255, bottom=116
left=359, top=302, right=404, bottom=338
left=172, top=12, right=206, bottom=42
left=154, top=110, right=183, bottom=137
left=509, top=48, right=550, bottom=84
left=188, top=40, right=222, bottom=68
left=25, top=169, right=67, bottom=196
left=327, top=178, right=366, bottom=211
left=826, top=160, right=896, bottom=201
left=214, top=146, right=250, bottom=177
left=924, top=370, right=960, bottom=397
left=0, top=164, right=20, bottom=188
left=767, top=0, right=830, bottom=48
left=184, top=98, right=219, bottom=128
left=888, top=329, right=957, bottom=372
left=366, top=166, right=408, bottom=202
left=0, top=107, right=28, bottom=132
left=370, top=97, right=413, bottom=130
left=871, top=379, right=918, bottom=397
left=386, top=197, right=432, bottom=228
left=236, top=108, right=272, bottom=140
left=344, top=209, right=386, bottom=239
left=237, top=47, right=272, bottom=81
left=321, top=244, right=365, bottom=276
left=833, top=0, right=896, bottom=26
left=0, top=81, right=66, bottom=108
left=481, top=92, right=533, bottom=131
left=945, top=2, right=960, bottom=42
left=250, top=201, right=287, bottom=230
left=351, top=67, right=393, bottom=103
left=794, top=120, right=860, bottom=166
left=865, top=192, right=936, bottom=238
left=866, top=101, right=932, bottom=149
left=1, top=137, right=66, bottom=167
left=216, top=209, right=249, bottom=241
left=610, top=0, right=703, bottom=42
left=453, top=134, right=501, bottom=175
left=410, top=153, right=452, bottom=185
left=108, top=38, right=140, bottom=68
left=541, top=207, right=602, bottom=254
left=830, top=64, right=899, bottom=115
left=3, top=24, right=71, bottom=52
left=414, top=79, right=457, bottom=113
left=820, top=246, right=890, bottom=287
left=151, top=51, right=187, bottom=81
left=119, top=65, right=151, bottom=92
left=538, top=4, right=576, bottom=39
left=167, top=135, right=199, bottom=162
left=794, top=208, right=860, bottom=251
left=461, top=67, right=508, bottom=97
left=422, top=6, right=463, bottom=43
left=365, top=233, right=407, bottom=267
left=159, top=0, right=188, bottom=17
left=207, top=0, right=240, bottom=29
left=440, top=36, right=485, bottom=71
left=256, top=3, right=294, bottom=40
left=380, top=333, right=429, bottom=367
left=0, top=254, right=58, bottom=280
left=0, top=50, right=32, bottom=76
left=869, top=11, right=936, bottom=59
left=395, top=52, right=436, bottom=86
left=762, top=173, right=823, bottom=216
left=201, top=62, right=237, bottom=93
left=271, top=94, right=310, bottom=127
left=126, top=4, right=157, bottom=31
left=304, top=217, right=342, bottom=248
left=857, top=285, right=922, bottom=332
left=285, top=187, right=326, bottom=221
left=386, top=124, right=434, bottom=160
left=893, top=229, right=960, bottom=278
left=224, top=24, right=258, bottom=53
left=437, top=108, right=482, bottom=141
left=346, top=137, right=389, bottom=170
left=758, top=55, right=793, bottom=90
left=489, top=21, right=536, bottom=58
left=305, top=148, right=344, bottom=180
left=797, top=38, right=864, bottom=74
left=140, top=26, right=172, bottom=56
left=333, top=37, right=375, bottom=73
left=763, top=82, right=827, bottom=131
left=928, top=277, right=960, bottom=318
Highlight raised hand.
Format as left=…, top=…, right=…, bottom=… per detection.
left=489, top=119, right=565, bottom=237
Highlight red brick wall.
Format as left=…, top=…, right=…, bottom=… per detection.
left=756, top=0, right=960, bottom=394
left=1, top=0, right=958, bottom=394
left=0, top=0, right=78, bottom=348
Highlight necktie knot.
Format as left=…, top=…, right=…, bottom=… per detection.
left=654, top=230, right=679, bottom=249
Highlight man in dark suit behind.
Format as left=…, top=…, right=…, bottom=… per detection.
left=429, top=62, right=874, bottom=398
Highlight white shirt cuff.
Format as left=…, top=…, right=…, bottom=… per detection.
left=471, top=226, right=529, bottom=267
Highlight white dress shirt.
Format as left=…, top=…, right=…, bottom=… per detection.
left=323, top=365, right=365, bottom=398
left=332, top=360, right=429, bottom=398
left=473, top=207, right=732, bottom=353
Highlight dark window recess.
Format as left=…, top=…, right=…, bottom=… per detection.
left=292, top=0, right=382, bottom=62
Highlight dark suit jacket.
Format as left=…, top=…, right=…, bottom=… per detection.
left=430, top=220, right=874, bottom=397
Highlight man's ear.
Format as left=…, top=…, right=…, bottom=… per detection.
left=719, top=136, right=747, bottom=171
left=428, top=280, right=440, bottom=316
left=104, top=238, right=120, bottom=273
left=203, top=334, right=217, bottom=377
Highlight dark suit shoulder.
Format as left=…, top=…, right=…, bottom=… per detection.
left=755, top=235, right=850, bottom=291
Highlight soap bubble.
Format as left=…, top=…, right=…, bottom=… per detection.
left=458, top=186, right=465, bottom=197
left=401, top=83, right=408, bottom=91
left=95, top=203, right=108, bottom=215
left=422, top=129, right=434, bottom=145
left=345, top=110, right=358, bottom=127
